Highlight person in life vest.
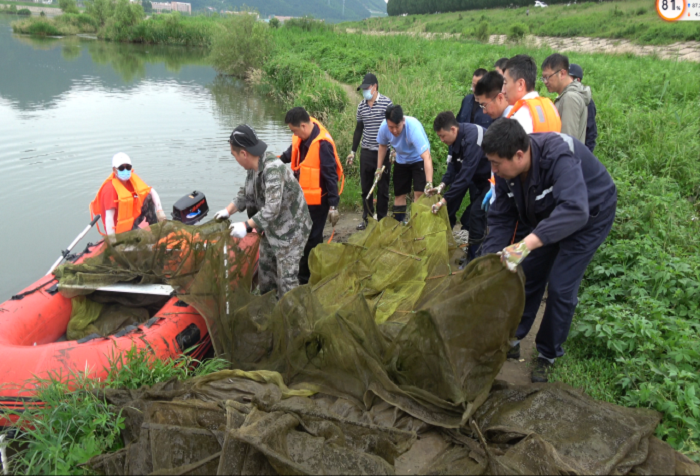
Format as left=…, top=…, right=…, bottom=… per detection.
left=90, top=153, right=166, bottom=241
left=475, top=67, right=560, bottom=215
left=481, top=118, right=616, bottom=383
left=280, top=107, right=344, bottom=285
left=502, top=54, right=561, bottom=134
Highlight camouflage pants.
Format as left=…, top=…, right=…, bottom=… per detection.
left=258, top=236, right=303, bottom=299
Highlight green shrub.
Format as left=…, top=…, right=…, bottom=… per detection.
left=209, top=12, right=272, bottom=76
left=2, top=374, right=125, bottom=475
left=284, top=15, right=332, bottom=32
left=59, top=12, right=100, bottom=31
left=269, top=16, right=280, bottom=28
left=12, top=18, right=64, bottom=36
left=84, top=0, right=115, bottom=26
left=40, top=10, right=45, bottom=16
left=101, top=0, right=144, bottom=41
left=59, top=0, right=80, bottom=14
left=474, top=20, right=488, bottom=41
left=17, top=8, right=31, bottom=15
left=508, top=22, right=527, bottom=42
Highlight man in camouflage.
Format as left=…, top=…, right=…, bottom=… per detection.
left=214, top=124, right=312, bottom=299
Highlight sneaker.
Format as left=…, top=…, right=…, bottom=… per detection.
left=506, top=342, right=520, bottom=360
left=356, top=221, right=367, bottom=231
left=531, top=357, right=554, bottom=383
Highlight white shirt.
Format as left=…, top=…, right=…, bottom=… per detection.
left=509, top=91, right=540, bottom=134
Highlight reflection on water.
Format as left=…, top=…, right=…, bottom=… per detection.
left=0, top=17, right=292, bottom=300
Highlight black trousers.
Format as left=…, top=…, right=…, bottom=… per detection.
left=515, top=205, right=616, bottom=359
left=360, top=148, right=391, bottom=222
left=446, top=184, right=489, bottom=261
left=298, top=200, right=330, bottom=285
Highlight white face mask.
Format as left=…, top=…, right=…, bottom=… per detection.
left=362, top=89, right=373, bottom=101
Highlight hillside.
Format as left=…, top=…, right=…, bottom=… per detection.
left=341, top=0, right=700, bottom=45
left=190, top=0, right=387, bottom=22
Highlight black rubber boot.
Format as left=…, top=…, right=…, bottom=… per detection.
left=506, top=342, right=520, bottom=360
left=531, top=357, right=554, bottom=383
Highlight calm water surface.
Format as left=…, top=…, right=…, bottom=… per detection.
left=0, top=17, right=291, bottom=300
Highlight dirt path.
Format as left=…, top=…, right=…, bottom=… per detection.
left=344, top=28, right=700, bottom=63
left=322, top=210, right=544, bottom=386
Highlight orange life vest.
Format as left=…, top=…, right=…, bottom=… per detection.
left=290, top=117, right=344, bottom=206
left=507, top=96, right=562, bottom=133
left=90, top=171, right=152, bottom=235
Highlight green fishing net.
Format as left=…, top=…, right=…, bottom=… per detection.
left=53, top=197, right=699, bottom=475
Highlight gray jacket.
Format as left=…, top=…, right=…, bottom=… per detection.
left=233, top=151, right=312, bottom=253
left=554, top=81, right=591, bottom=144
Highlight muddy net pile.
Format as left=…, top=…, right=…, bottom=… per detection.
left=55, top=219, right=260, bottom=349
left=55, top=198, right=699, bottom=475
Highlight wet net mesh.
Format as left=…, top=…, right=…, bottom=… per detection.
left=53, top=197, right=699, bottom=475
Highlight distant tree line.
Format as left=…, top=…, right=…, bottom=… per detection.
left=387, top=0, right=596, bottom=16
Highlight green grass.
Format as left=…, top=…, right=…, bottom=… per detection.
left=259, top=24, right=700, bottom=459
left=342, top=0, right=700, bottom=45
left=1, top=344, right=229, bottom=474
left=12, top=13, right=99, bottom=35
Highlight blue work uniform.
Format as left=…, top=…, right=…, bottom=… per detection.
left=456, top=93, right=493, bottom=130
left=440, top=123, right=491, bottom=259
left=483, top=133, right=617, bottom=360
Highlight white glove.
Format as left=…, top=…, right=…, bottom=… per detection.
left=346, top=151, right=355, bottom=165
left=156, top=210, right=167, bottom=222
left=215, top=208, right=230, bottom=220
left=389, top=149, right=397, bottom=164
left=431, top=200, right=444, bottom=214
left=230, top=222, right=247, bottom=238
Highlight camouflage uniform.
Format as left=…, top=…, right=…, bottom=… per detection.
left=233, top=151, right=312, bottom=298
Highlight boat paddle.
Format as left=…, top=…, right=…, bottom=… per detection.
left=46, top=214, right=101, bottom=276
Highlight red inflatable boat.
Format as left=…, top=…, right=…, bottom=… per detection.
left=0, top=233, right=258, bottom=427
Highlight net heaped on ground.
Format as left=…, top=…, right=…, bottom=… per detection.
left=59, top=197, right=698, bottom=475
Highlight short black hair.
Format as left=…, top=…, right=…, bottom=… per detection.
left=433, top=111, right=459, bottom=132
left=474, top=71, right=504, bottom=97
left=284, top=107, right=311, bottom=127
left=542, top=53, right=569, bottom=73
left=504, top=54, right=537, bottom=92
left=481, top=118, right=530, bottom=159
left=494, top=57, right=509, bottom=71
left=473, top=68, right=488, bottom=78
left=385, top=104, right=404, bottom=124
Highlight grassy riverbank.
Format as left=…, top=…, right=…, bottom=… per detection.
left=260, top=24, right=700, bottom=459
left=2, top=346, right=228, bottom=474
left=342, top=0, right=700, bottom=45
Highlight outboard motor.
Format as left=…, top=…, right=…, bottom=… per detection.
left=171, top=191, right=209, bottom=225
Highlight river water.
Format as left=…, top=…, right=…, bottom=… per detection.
left=0, top=16, right=291, bottom=300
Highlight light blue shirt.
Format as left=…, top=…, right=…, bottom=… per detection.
left=376, top=116, right=430, bottom=165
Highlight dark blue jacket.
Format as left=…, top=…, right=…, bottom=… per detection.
left=483, top=133, right=616, bottom=253
left=456, top=94, right=493, bottom=130
left=585, top=99, right=598, bottom=153
left=441, top=123, right=491, bottom=205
